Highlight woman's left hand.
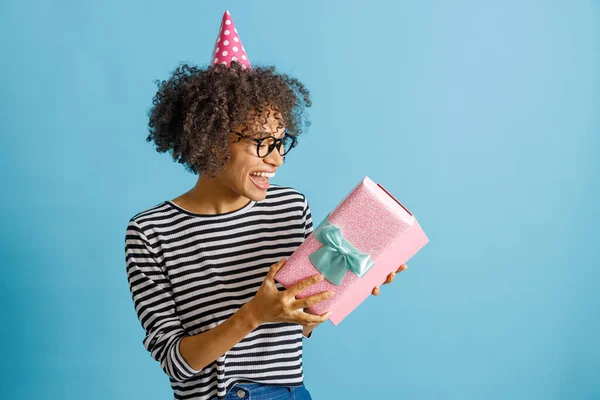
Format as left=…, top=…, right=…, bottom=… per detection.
left=301, top=263, right=408, bottom=336
left=371, top=263, right=408, bottom=296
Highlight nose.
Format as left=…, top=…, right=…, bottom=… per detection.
left=263, top=146, right=285, bottom=166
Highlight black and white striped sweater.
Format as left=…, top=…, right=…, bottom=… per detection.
left=124, top=184, right=314, bottom=400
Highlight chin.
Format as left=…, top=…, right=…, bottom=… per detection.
left=242, top=175, right=270, bottom=201
left=246, top=186, right=268, bottom=201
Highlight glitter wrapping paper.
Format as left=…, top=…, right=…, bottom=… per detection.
left=274, top=176, right=429, bottom=325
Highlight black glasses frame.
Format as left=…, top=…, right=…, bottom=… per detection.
left=233, top=131, right=298, bottom=158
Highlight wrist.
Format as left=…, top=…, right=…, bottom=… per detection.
left=302, top=324, right=316, bottom=338
left=240, top=300, right=263, bottom=329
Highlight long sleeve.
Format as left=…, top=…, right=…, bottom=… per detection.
left=125, top=219, right=202, bottom=382
left=301, top=194, right=314, bottom=239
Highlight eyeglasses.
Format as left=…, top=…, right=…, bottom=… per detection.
left=233, top=131, right=298, bottom=158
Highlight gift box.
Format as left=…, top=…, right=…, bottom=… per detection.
left=274, top=176, right=429, bottom=326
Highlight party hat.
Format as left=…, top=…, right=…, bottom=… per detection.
left=210, top=10, right=251, bottom=69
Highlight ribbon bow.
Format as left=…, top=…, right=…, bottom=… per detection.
left=308, top=217, right=375, bottom=286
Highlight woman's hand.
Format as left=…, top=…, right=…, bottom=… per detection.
left=245, top=258, right=334, bottom=326
left=301, top=263, right=409, bottom=336
left=371, top=263, right=408, bottom=296
left=301, top=308, right=326, bottom=337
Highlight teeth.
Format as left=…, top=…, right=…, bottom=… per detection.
left=250, top=172, right=275, bottom=178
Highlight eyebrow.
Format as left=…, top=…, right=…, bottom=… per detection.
left=253, top=131, right=287, bottom=139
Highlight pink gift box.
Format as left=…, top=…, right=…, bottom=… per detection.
left=274, top=176, right=429, bottom=325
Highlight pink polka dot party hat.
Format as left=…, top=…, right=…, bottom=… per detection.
left=210, top=10, right=251, bottom=69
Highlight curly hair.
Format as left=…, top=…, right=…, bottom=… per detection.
left=146, top=61, right=312, bottom=177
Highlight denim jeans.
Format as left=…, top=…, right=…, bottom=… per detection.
left=222, top=381, right=313, bottom=400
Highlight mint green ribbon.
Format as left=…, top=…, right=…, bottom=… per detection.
left=308, top=216, right=375, bottom=286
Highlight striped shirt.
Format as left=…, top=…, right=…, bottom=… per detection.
left=124, top=184, right=314, bottom=400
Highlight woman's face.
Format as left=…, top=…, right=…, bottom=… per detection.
left=218, top=107, right=287, bottom=201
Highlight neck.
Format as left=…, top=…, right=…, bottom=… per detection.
left=174, top=175, right=252, bottom=215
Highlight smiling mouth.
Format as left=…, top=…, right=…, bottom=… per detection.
left=249, top=173, right=271, bottom=190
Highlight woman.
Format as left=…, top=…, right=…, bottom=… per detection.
left=124, top=11, right=405, bottom=400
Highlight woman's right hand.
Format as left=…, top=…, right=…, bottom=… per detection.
left=245, top=258, right=334, bottom=326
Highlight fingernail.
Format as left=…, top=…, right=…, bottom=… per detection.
left=328, top=291, right=335, bottom=296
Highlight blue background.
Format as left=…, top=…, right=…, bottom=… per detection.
left=1, top=1, right=598, bottom=399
